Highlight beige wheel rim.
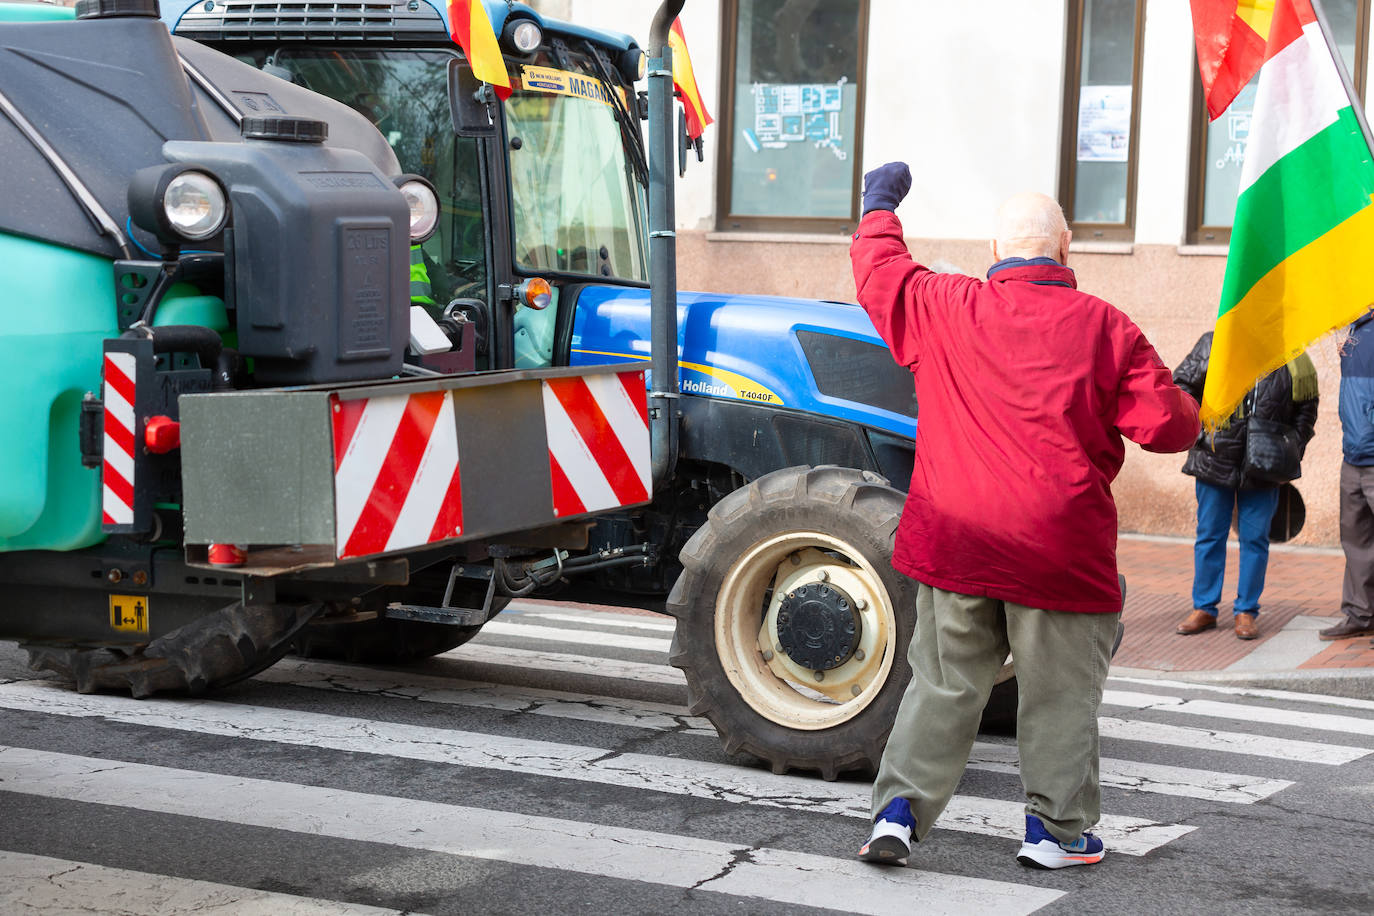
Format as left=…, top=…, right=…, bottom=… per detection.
left=713, top=532, right=896, bottom=730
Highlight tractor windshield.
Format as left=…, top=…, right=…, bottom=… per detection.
left=505, top=60, right=648, bottom=283
left=255, top=48, right=491, bottom=305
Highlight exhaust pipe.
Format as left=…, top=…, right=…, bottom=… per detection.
left=647, top=0, right=684, bottom=489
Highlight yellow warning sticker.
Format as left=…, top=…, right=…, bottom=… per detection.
left=518, top=65, right=625, bottom=108
left=109, top=594, right=149, bottom=634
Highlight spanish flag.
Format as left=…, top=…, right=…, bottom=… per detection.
left=669, top=18, right=712, bottom=140
left=449, top=0, right=511, bottom=100
left=1190, top=0, right=1272, bottom=118
left=1196, top=0, right=1374, bottom=425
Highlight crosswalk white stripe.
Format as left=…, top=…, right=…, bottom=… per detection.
left=1108, top=675, right=1374, bottom=712
left=0, top=850, right=419, bottom=916
left=1097, top=717, right=1369, bottom=765
left=446, top=645, right=1372, bottom=764
left=480, top=620, right=671, bottom=653
left=444, top=643, right=686, bottom=685
left=508, top=607, right=677, bottom=632
left=264, top=660, right=1291, bottom=804
left=1103, top=690, right=1374, bottom=737
left=967, top=744, right=1293, bottom=804
left=256, top=660, right=719, bottom=736
left=0, top=747, right=1065, bottom=916
left=0, top=681, right=1190, bottom=855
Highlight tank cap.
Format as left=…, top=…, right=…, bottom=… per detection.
left=241, top=116, right=329, bottom=144
left=75, top=0, right=162, bottom=19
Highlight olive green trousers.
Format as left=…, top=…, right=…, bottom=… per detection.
left=871, top=583, right=1119, bottom=844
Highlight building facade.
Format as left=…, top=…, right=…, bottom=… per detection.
left=553, top=0, right=1372, bottom=546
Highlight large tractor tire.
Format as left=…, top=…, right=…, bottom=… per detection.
left=26, top=600, right=322, bottom=698
left=666, top=465, right=916, bottom=779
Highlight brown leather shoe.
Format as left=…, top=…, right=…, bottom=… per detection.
left=1176, top=609, right=1217, bottom=635
left=1318, top=618, right=1374, bottom=640
left=1234, top=613, right=1259, bottom=640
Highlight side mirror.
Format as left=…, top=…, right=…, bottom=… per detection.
left=448, top=60, right=498, bottom=137
left=676, top=106, right=706, bottom=178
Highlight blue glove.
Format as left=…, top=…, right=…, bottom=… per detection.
left=861, top=162, right=912, bottom=215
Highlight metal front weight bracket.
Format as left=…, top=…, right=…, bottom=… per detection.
left=384, top=563, right=495, bottom=627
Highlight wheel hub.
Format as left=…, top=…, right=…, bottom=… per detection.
left=775, top=582, right=862, bottom=671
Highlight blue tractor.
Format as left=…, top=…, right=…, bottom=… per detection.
left=158, top=0, right=953, bottom=777
left=0, top=0, right=1010, bottom=780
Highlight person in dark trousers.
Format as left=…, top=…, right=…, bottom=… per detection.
left=850, top=163, right=1199, bottom=871
left=1322, top=313, right=1374, bottom=641
left=1172, top=334, right=1318, bottom=640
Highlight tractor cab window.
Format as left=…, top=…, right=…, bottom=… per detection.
left=252, top=48, right=491, bottom=310
left=505, top=56, right=648, bottom=286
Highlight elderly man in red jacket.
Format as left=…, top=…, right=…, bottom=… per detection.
left=853, top=163, right=1199, bottom=870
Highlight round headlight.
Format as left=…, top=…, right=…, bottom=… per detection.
left=398, top=178, right=439, bottom=242
left=162, top=171, right=227, bottom=241
left=617, top=47, right=646, bottom=84
left=508, top=19, right=543, bottom=53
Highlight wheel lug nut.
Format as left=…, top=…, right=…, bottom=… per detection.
left=814, top=671, right=825, bottom=682
left=855, top=648, right=866, bottom=661
left=851, top=684, right=862, bottom=697
left=856, top=599, right=867, bottom=611
left=762, top=649, right=774, bottom=661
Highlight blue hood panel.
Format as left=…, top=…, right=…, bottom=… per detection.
left=570, top=288, right=917, bottom=439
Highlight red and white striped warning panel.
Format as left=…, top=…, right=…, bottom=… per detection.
left=101, top=351, right=138, bottom=527
left=331, top=389, right=463, bottom=560
left=328, top=368, right=650, bottom=561
left=543, top=371, right=650, bottom=518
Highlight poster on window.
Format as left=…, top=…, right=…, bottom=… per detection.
left=742, top=81, right=848, bottom=159
left=1076, top=85, right=1131, bottom=163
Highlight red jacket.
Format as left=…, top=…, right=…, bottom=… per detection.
left=851, top=210, right=1200, bottom=613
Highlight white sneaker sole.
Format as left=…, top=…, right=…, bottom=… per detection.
left=1016, top=840, right=1105, bottom=869
left=858, top=820, right=912, bottom=867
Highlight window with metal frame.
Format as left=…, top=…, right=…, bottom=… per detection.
left=1058, top=0, right=1145, bottom=243
left=1187, top=0, right=1369, bottom=245
left=715, top=0, right=869, bottom=233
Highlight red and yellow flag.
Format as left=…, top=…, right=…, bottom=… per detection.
left=1190, top=0, right=1275, bottom=119
left=669, top=18, right=712, bottom=140
left=449, top=0, right=511, bottom=100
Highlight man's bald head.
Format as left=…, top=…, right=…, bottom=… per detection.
left=991, top=192, right=1071, bottom=264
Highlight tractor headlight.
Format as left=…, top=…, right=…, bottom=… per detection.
left=503, top=18, right=543, bottom=54
left=394, top=175, right=439, bottom=243
left=620, top=47, right=646, bottom=83
left=162, top=171, right=228, bottom=241
left=128, top=164, right=230, bottom=247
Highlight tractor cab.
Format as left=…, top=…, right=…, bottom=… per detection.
left=166, top=1, right=652, bottom=374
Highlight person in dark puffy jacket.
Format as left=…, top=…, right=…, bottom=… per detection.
left=1320, top=313, right=1374, bottom=641
left=1173, top=331, right=1318, bottom=640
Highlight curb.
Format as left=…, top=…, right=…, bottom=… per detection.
left=1111, top=665, right=1374, bottom=701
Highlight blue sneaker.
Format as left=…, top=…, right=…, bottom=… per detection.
left=1016, top=814, right=1105, bottom=869
left=858, top=797, right=916, bottom=866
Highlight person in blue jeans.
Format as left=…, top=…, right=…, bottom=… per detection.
left=1172, top=332, right=1318, bottom=639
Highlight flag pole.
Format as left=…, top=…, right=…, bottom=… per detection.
left=1309, top=0, right=1374, bottom=153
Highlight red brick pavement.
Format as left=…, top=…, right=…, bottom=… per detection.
left=1116, top=535, right=1374, bottom=672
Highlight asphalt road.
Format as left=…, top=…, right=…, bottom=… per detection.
left=1, top=600, right=1372, bottom=915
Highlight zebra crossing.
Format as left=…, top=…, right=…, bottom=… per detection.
left=2, top=600, right=1372, bottom=915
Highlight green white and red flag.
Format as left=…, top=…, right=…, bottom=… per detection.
left=1190, top=0, right=1374, bottom=426
left=448, top=0, right=512, bottom=100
